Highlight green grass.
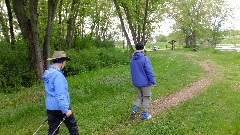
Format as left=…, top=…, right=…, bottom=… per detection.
left=2, top=47, right=240, bottom=134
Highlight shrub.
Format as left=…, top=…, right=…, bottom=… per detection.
left=72, top=34, right=115, bottom=50
left=65, top=47, right=130, bottom=76
left=0, top=41, right=36, bottom=93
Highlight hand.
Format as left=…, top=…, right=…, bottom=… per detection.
left=152, top=84, right=156, bottom=87
left=66, top=110, right=72, bottom=117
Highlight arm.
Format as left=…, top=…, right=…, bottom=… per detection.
left=144, top=57, right=156, bottom=85
left=54, top=74, right=70, bottom=114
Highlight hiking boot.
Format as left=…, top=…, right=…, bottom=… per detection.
left=141, top=111, right=152, bottom=120
left=131, top=105, right=138, bottom=118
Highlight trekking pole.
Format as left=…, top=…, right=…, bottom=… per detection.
left=52, top=116, right=66, bottom=135
left=33, top=118, right=48, bottom=135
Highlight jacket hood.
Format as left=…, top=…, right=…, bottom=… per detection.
left=42, top=66, right=59, bottom=82
left=132, top=52, right=145, bottom=60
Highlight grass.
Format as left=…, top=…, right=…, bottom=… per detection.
left=1, top=47, right=240, bottom=134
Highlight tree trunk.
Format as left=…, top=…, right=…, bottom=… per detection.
left=5, top=0, right=15, bottom=47
left=141, top=0, right=149, bottom=45
left=12, top=0, right=43, bottom=82
left=136, top=1, right=141, bottom=43
left=113, top=0, right=133, bottom=52
left=121, top=3, right=137, bottom=44
left=66, top=0, right=79, bottom=49
left=80, top=17, right=84, bottom=38
left=192, top=30, right=197, bottom=47
left=43, top=0, right=59, bottom=70
left=57, top=0, right=63, bottom=50
left=29, top=0, right=43, bottom=81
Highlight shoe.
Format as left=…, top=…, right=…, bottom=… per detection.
left=132, top=110, right=137, bottom=118
left=131, top=105, right=138, bottom=118
left=141, top=112, right=152, bottom=120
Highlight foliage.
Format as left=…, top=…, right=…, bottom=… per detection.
left=155, top=34, right=168, bottom=42
left=72, top=34, right=115, bottom=50
left=168, top=30, right=185, bottom=45
left=166, top=0, right=230, bottom=47
left=64, top=47, right=130, bottom=76
left=0, top=33, right=129, bottom=93
left=0, top=41, right=36, bottom=93
left=113, top=0, right=166, bottom=48
left=215, top=30, right=240, bottom=44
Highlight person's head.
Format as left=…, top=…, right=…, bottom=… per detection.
left=135, top=42, right=144, bottom=51
left=47, top=51, right=70, bottom=70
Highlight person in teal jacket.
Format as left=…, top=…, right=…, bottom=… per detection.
left=42, top=51, right=79, bottom=135
left=131, top=43, right=156, bottom=120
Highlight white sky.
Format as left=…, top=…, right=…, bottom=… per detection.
left=223, top=0, right=240, bottom=30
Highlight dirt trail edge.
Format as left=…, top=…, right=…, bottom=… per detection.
left=150, top=61, right=218, bottom=115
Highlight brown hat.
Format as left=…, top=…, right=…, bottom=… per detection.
left=47, top=51, right=70, bottom=61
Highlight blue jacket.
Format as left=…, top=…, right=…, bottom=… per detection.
left=131, top=52, right=156, bottom=87
left=42, top=65, right=70, bottom=114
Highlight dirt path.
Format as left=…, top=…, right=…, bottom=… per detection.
left=150, top=61, right=218, bottom=115
left=107, top=61, right=218, bottom=134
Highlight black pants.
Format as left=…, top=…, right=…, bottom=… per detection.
left=47, top=109, right=79, bottom=135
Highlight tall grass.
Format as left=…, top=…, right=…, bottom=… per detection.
left=2, top=48, right=236, bottom=134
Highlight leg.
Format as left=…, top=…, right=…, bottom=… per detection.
left=141, top=86, right=152, bottom=120
left=134, top=87, right=143, bottom=107
left=131, top=87, right=143, bottom=118
left=141, top=86, right=151, bottom=112
left=47, top=110, right=62, bottom=135
left=64, top=112, right=79, bottom=135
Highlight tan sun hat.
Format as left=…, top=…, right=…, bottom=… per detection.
left=47, top=51, right=70, bottom=61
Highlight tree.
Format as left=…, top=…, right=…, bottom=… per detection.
left=113, top=0, right=165, bottom=52
left=12, top=0, right=43, bottom=81
left=5, top=0, right=14, bottom=47
left=0, top=1, right=10, bottom=44
left=43, top=0, right=59, bottom=70
left=208, top=0, right=231, bottom=46
left=88, top=0, right=114, bottom=40
left=155, top=34, right=167, bottom=42
left=113, top=0, right=133, bottom=52
left=66, top=0, right=80, bottom=49
left=166, top=0, right=230, bottom=47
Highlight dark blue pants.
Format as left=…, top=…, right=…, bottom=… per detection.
left=47, top=109, right=79, bottom=135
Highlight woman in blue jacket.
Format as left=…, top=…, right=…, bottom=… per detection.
left=131, top=43, right=156, bottom=120
left=42, top=51, right=79, bottom=135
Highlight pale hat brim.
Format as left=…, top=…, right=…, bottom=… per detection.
left=47, top=57, right=70, bottom=61
left=47, top=51, right=70, bottom=61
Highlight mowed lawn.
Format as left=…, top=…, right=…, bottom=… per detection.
left=1, top=47, right=240, bottom=134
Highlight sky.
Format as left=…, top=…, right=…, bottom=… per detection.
left=223, top=0, right=240, bottom=30
left=155, top=0, right=240, bottom=36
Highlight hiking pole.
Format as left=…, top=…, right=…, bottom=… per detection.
left=52, top=116, right=66, bottom=135
left=33, top=118, right=48, bottom=135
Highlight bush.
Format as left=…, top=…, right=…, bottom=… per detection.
left=72, top=34, right=115, bottom=50
left=65, top=47, right=130, bottom=76
left=0, top=35, right=129, bottom=93
left=0, top=41, right=36, bottom=93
